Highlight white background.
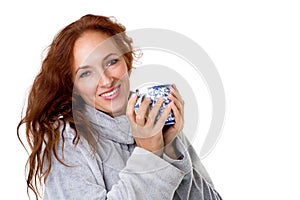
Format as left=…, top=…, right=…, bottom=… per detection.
left=1, top=0, right=299, bottom=199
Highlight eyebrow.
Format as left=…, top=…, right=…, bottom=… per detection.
left=75, top=53, right=119, bottom=74
left=75, top=65, right=91, bottom=74
left=102, top=53, right=119, bottom=62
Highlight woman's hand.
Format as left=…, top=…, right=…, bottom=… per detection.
left=163, top=84, right=185, bottom=159
left=127, top=93, right=172, bottom=157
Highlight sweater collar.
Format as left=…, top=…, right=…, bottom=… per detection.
left=83, top=104, right=135, bottom=145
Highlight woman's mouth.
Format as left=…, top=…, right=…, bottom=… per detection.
left=99, top=85, right=121, bottom=100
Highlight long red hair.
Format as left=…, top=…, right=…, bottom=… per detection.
left=17, top=14, right=136, bottom=199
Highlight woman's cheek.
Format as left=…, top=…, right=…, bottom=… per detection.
left=76, top=77, right=98, bottom=98
left=115, top=61, right=128, bottom=79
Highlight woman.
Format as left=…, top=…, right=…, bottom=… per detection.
left=17, top=14, right=222, bottom=200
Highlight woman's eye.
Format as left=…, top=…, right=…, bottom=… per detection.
left=106, top=58, right=119, bottom=67
left=79, top=71, right=91, bottom=78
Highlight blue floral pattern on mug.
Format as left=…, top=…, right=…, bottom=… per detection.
left=134, top=84, right=175, bottom=125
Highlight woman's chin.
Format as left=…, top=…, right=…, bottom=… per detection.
left=111, top=101, right=127, bottom=116
left=95, top=99, right=127, bottom=117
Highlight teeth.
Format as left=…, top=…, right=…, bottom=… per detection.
left=101, top=87, right=119, bottom=97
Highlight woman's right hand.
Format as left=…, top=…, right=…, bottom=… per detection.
left=126, top=93, right=172, bottom=157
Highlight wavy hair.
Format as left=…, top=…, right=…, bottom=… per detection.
left=17, top=14, right=137, bottom=199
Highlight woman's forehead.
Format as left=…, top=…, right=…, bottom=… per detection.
left=73, top=31, right=121, bottom=69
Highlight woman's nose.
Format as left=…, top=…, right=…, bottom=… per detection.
left=98, top=70, right=113, bottom=88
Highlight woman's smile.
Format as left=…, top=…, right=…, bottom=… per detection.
left=99, top=84, right=121, bottom=100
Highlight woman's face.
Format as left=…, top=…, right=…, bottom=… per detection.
left=73, top=30, right=130, bottom=117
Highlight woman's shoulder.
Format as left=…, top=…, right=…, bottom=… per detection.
left=54, top=120, right=100, bottom=162
left=56, top=120, right=90, bottom=150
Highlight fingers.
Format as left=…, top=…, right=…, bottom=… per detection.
left=146, top=97, right=165, bottom=125
left=170, top=101, right=183, bottom=128
left=126, top=93, right=138, bottom=124
left=168, top=84, right=184, bottom=132
left=170, top=84, right=184, bottom=104
left=136, top=96, right=151, bottom=126
left=155, top=102, right=172, bottom=127
left=168, top=85, right=184, bottom=116
left=128, top=84, right=184, bottom=129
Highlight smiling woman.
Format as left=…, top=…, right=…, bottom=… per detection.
left=17, top=14, right=222, bottom=200
left=73, top=31, right=130, bottom=117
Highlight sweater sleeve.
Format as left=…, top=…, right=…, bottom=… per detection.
left=43, top=137, right=185, bottom=200
left=109, top=147, right=185, bottom=199
left=162, top=133, right=223, bottom=200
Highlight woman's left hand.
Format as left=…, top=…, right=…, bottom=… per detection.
left=163, top=84, right=184, bottom=150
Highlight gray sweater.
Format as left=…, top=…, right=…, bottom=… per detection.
left=43, top=105, right=222, bottom=199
